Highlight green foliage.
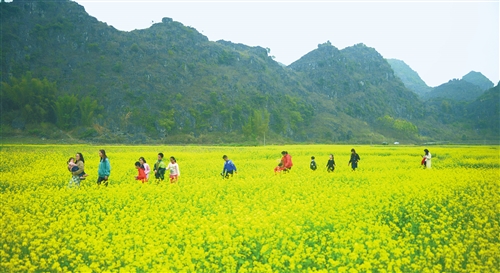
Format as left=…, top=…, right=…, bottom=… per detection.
left=270, top=109, right=285, bottom=134
left=1, top=72, right=56, bottom=123
left=424, top=79, right=484, bottom=102
left=1, top=0, right=496, bottom=143
left=54, top=95, right=78, bottom=129
left=157, top=109, right=175, bottom=132
left=377, top=115, right=418, bottom=137
left=112, top=62, right=123, bottom=73
left=87, top=43, right=99, bottom=53
left=466, top=85, right=499, bottom=134
left=79, top=96, right=101, bottom=127
left=1, top=73, right=102, bottom=131
left=130, top=43, right=139, bottom=53
left=78, top=128, right=98, bottom=139
left=242, top=109, right=270, bottom=140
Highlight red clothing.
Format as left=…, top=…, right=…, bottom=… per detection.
left=275, top=154, right=293, bottom=173
left=136, top=168, right=147, bottom=182
left=283, top=154, right=293, bottom=169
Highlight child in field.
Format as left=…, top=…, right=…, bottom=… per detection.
left=348, top=149, right=360, bottom=171
left=139, top=157, right=150, bottom=180
left=422, top=149, right=432, bottom=169
left=167, top=156, right=180, bottom=183
left=326, top=154, right=336, bottom=172
left=68, top=157, right=88, bottom=180
left=154, top=153, right=167, bottom=181
left=221, top=155, right=237, bottom=178
left=310, top=156, right=317, bottom=171
left=274, top=161, right=284, bottom=173
left=135, top=161, right=147, bottom=183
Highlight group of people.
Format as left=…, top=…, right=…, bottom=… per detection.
left=309, top=148, right=361, bottom=172
left=310, top=154, right=337, bottom=172
left=67, top=148, right=432, bottom=187
left=134, top=153, right=180, bottom=183
left=67, top=149, right=111, bottom=188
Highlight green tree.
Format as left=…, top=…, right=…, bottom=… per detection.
left=1, top=72, right=56, bottom=123
left=78, top=96, right=100, bottom=126
left=270, top=109, right=285, bottom=134
left=54, top=95, right=78, bottom=129
left=158, top=109, right=175, bottom=132
left=242, top=109, right=270, bottom=140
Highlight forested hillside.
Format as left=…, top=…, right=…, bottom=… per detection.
left=0, top=0, right=497, bottom=144
left=423, top=79, right=485, bottom=102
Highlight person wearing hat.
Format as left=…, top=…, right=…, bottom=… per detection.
left=422, top=149, right=432, bottom=168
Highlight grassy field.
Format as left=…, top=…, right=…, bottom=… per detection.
left=0, top=145, right=499, bottom=272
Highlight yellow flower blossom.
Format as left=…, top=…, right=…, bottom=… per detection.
left=0, top=145, right=498, bottom=272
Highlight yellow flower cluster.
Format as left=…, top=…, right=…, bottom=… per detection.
left=0, top=145, right=498, bottom=272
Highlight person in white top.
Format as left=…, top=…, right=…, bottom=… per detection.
left=139, top=157, right=150, bottom=180
left=423, top=149, right=432, bottom=169
left=167, top=156, right=180, bottom=183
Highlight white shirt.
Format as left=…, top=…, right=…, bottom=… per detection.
left=167, top=162, right=180, bottom=176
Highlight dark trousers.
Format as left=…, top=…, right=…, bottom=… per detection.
left=155, top=168, right=166, bottom=180
left=223, top=170, right=234, bottom=178
left=97, top=176, right=108, bottom=186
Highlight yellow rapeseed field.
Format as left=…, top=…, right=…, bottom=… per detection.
left=0, top=144, right=498, bottom=272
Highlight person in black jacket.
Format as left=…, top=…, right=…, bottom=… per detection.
left=326, top=154, right=336, bottom=172
left=310, top=156, right=317, bottom=171
left=348, top=149, right=360, bottom=171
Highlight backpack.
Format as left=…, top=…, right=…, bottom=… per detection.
left=310, top=161, right=317, bottom=170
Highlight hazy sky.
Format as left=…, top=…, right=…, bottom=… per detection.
left=73, top=0, right=499, bottom=87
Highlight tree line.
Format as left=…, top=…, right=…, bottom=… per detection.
left=0, top=72, right=102, bottom=130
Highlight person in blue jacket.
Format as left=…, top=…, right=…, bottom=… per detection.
left=221, top=155, right=237, bottom=178
left=97, top=149, right=111, bottom=186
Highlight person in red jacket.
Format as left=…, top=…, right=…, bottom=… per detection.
left=283, top=151, right=293, bottom=172
left=274, top=151, right=293, bottom=173
left=135, top=161, right=147, bottom=183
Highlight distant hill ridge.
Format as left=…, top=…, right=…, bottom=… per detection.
left=461, top=71, right=494, bottom=91
left=388, top=59, right=494, bottom=103
left=424, top=79, right=485, bottom=102
left=386, top=59, right=431, bottom=96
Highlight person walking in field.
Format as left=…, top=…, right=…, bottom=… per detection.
left=310, top=156, right=317, bottom=171
left=167, top=156, right=180, bottom=183
left=139, top=157, right=150, bottom=180
left=97, top=149, right=111, bottom=186
left=68, top=152, right=85, bottom=188
left=154, top=153, right=167, bottom=181
left=348, top=149, right=360, bottom=171
left=221, top=155, right=237, bottom=178
left=68, top=157, right=88, bottom=180
left=326, top=154, right=336, bottom=172
left=422, top=149, right=432, bottom=169
left=135, top=161, right=147, bottom=183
